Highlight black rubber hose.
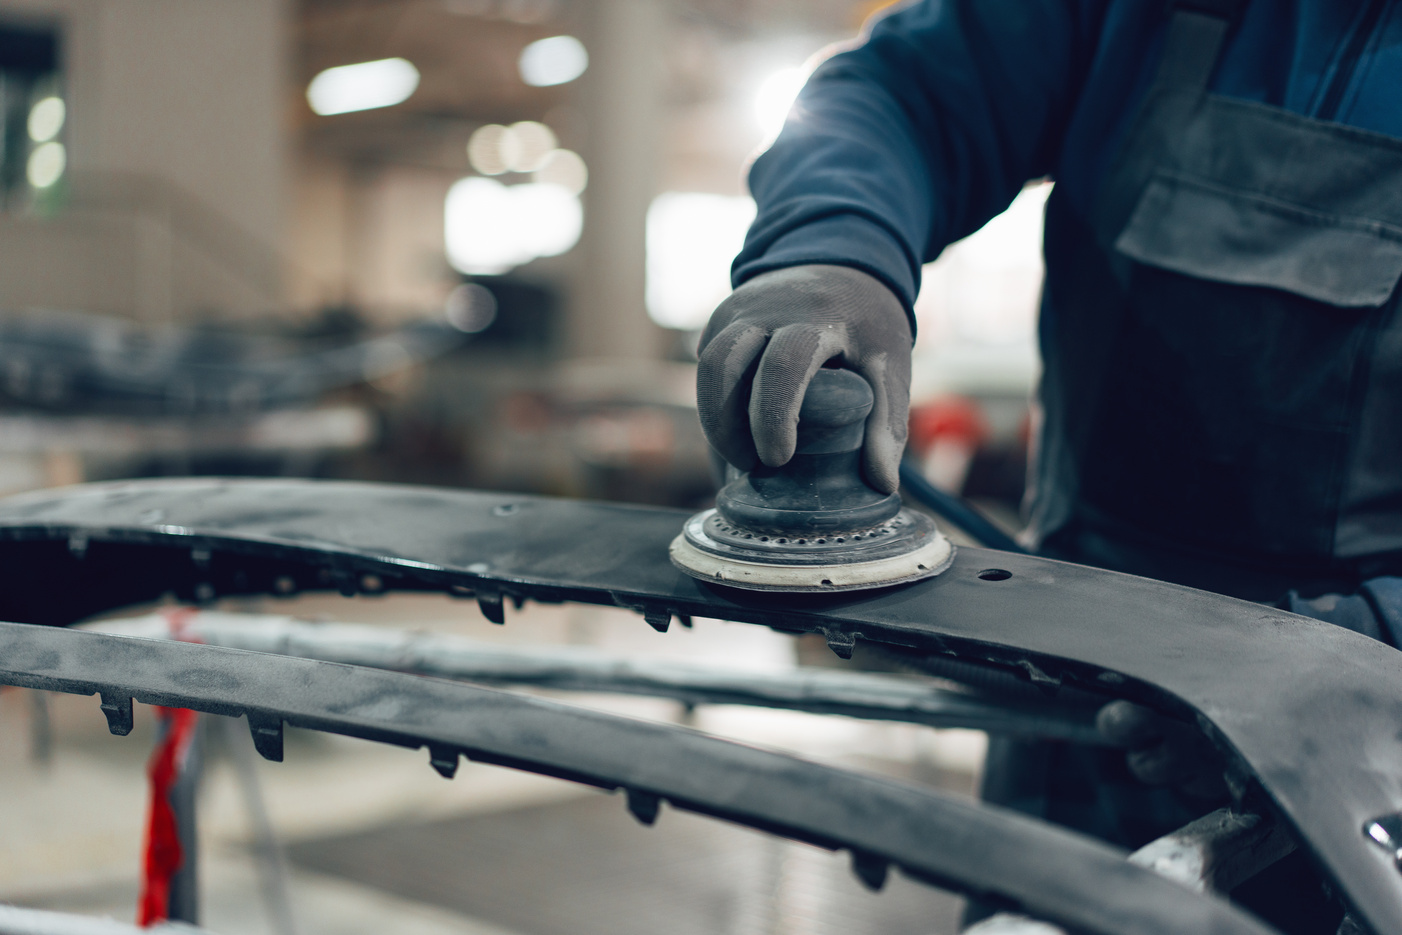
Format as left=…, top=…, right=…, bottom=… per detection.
left=898, top=459, right=1029, bottom=554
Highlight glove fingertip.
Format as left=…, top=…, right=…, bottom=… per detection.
left=861, top=428, right=902, bottom=495
left=754, top=427, right=796, bottom=469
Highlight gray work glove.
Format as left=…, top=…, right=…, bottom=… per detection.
left=1096, top=700, right=1228, bottom=800
left=696, top=264, right=913, bottom=494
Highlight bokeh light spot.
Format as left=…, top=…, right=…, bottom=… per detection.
left=27, top=142, right=66, bottom=188
left=27, top=97, right=65, bottom=143
left=532, top=148, right=587, bottom=195
left=445, top=283, right=500, bottom=333
left=445, top=177, right=583, bottom=275
left=307, top=58, right=420, bottom=116
left=502, top=121, right=557, bottom=172
left=519, top=35, right=588, bottom=87
left=468, top=124, right=511, bottom=175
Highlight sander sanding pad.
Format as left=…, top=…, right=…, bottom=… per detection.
left=670, top=507, right=954, bottom=593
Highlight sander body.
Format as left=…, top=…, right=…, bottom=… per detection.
left=671, top=367, right=953, bottom=592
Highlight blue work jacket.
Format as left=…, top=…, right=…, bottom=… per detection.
left=734, top=0, right=1402, bottom=605
left=736, top=0, right=1402, bottom=308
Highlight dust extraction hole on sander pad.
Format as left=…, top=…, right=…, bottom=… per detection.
left=671, top=367, right=954, bottom=593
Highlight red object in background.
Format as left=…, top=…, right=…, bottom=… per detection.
left=137, top=705, right=198, bottom=926
left=908, top=396, right=990, bottom=493
left=138, top=608, right=202, bottom=927
left=908, top=396, right=989, bottom=455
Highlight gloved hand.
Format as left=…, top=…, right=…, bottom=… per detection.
left=696, top=264, right=913, bottom=494
left=1096, top=700, right=1228, bottom=800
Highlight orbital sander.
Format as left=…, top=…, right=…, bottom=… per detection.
left=671, top=367, right=954, bottom=592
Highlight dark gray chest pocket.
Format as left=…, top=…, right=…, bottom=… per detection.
left=1079, top=96, right=1402, bottom=557
left=1114, top=95, right=1402, bottom=308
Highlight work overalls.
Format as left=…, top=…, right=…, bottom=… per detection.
left=982, top=2, right=1402, bottom=929
left=1030, top=0, right=1402, bottom=603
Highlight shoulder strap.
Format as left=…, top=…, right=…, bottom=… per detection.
left=1090, top=0, right=1249, bottom=245
left=1175, top=0, right=1249, bottom=18
left=1149, top=0, right=1246, bottom=91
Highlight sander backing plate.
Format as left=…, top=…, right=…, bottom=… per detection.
left=669, top=508, right=955, bottom=593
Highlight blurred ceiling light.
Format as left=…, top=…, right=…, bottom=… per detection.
left=307, top=58, right=420, bottom=116
left=533, top=148, right=587, bottom=195
left=27, top=97, right=64, bottom=143
left=469, top=121, right=561, bottom=175
left=519, top=35, right=588, bottom=87
left=445, top=283, right=499, bottom=333
left=646, top=192, right=756, bottom=331
left=511, top=182, right=583, bottom=256
left=754, top=67, right=806, bottom=136
left=445, top=177, right=583, bottom=275
left=26, top=141, right=65, bottom=188
left=502, top=120, right=557, bottom=171
left=446, top=178, right=530, bottom=273
left=468, top=124, right=510, bottom=175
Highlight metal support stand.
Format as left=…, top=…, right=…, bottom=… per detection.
left=166, top=714, right=203, bottom=925
left=220, top=715, right=298, bottom=935
left=27, top=689, right=51, bottom=768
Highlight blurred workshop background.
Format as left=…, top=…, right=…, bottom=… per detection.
left=0, top=0, right=1046, bottom=932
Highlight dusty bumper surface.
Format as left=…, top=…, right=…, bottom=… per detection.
left=0, top=478, right=1394, bottom=931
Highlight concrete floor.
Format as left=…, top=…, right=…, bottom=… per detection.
left=0, top=594, right=984, bottom=934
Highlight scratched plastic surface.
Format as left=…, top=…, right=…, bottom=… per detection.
left=0, top=478, right=1394, bottom=931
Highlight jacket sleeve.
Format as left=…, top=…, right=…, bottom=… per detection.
left=1283, top=578, right=1402, bottom=647
left=732, top=0, right=1108, bottom=311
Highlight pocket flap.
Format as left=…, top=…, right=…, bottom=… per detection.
left=1114, top=173, right=1402, bottom=307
